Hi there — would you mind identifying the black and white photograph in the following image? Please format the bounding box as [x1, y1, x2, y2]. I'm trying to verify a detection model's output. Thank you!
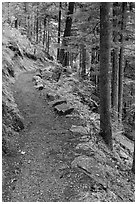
[2, 1, 135, 202]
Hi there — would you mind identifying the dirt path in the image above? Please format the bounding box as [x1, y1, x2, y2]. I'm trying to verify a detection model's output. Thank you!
[3, 70, 135, 202]
[9, 71, 84, 202]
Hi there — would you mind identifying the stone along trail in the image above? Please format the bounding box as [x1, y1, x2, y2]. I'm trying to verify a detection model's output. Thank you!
[11, 71, 85, 202]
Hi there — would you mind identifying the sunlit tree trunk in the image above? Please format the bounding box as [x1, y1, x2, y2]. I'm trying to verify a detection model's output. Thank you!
[100, 2, 113, 150]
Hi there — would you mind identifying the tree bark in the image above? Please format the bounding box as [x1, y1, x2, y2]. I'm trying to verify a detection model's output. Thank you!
[118, 3, 127, 121]
[59, 2, 74, 67]
[7, 2, 10, 24]
[15, 18, 18, 28]
[132, 144, 135, 174]
[47, 18, 50, 53]
[43, 17, 46, 48]
[111, 3, 119, 119]
[100, 2, 113, 150]
[57, 2, 62, 60]
[36, 3, 39, 44]
[81, 43, 86, 79]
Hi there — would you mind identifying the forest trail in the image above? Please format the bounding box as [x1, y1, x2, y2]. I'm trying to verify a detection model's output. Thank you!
[3, 70, 135, 202]
[10, 70, 84, 202]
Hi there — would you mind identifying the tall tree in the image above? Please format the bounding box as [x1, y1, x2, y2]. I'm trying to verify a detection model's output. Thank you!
[43, 16, 47, 48]
[132, 144, 135, 173]
[80, 43, 86, 79]
[57, 2, 62, 60]
[46, 17, 50, 53]
[36, 3, 39, 44]
[118, 3, 127, 121]
[111, 3, 119, 119]
[59, 2, 75, 67]
[100, 2, 113, 150]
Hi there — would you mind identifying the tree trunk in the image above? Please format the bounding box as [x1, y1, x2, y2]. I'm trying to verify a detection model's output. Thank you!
[24, 2, 28, 35]
[69, 52, 73, 69]
[36, 3, 39, 44]
[43, 17, 46, 48]
[57, 2, 62, 60]
[79, 48, 82, 78]
[7, 2, 10, 24]
[39, 20, 42, 43]
[33, 15, 36, 42]
[47, 18, 50, 53]
[111, 3, 119, 119]
[100, 2, 113, 150]
[81, 43, 86, 79]
[132, 144, 135, 174]
[27, 15, 31, 40]
[59, 2, 74, 67]
[91, 47, 99, 89]
[118, 3, 127, 121]
[15, 18, 18, 28]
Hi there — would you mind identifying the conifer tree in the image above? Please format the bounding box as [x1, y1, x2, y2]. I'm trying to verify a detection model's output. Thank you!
[100, 2, 113, 150]
[118, 3, 127, 121]
[59, 2, 75, 67]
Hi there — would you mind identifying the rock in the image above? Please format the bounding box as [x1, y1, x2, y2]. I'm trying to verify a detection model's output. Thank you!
[93, 151, 107, 164]
[52, 65, 62, 81]
[34, 83, 44, 90]
[46, 92, 59, 101]
[124, 130, 135, 141]
[32, 75, 41, 82]
[80, 135, 90, 142]
[35, 79, 40, 85]
[70, 125, 89, 135]
[54, 103, 74, 115]
[71, 155, 107, 188]
[12, 115, 24, 131]
[115, 134, 134, 152]
[44, 51, 54, 61]
[32, 75, 40, 81]
[35, 73, 42, 78]
[119, 150, 128, 159]
[42, 69, 53, 80]
[58, 163, 69, 171]
[2, 138, 18, 156]
[35, 68, 42, 78]
[48, 99, 67, 107]
[24, 52, 37, 60]
[76, 142, 95, 151]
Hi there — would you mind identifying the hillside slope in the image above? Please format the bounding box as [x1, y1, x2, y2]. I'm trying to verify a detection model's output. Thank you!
[2, 26, 135, 202]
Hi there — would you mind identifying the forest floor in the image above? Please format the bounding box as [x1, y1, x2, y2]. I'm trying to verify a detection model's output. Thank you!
[2, 68, 135, 202]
